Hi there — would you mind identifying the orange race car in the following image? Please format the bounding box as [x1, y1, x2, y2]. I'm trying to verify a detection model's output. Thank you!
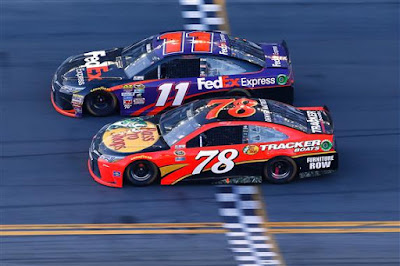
[88, 97, 338, 187]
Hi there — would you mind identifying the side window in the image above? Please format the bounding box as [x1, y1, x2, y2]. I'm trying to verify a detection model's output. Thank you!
[143, 66, 158, 80]
[187, 126, 244, 148]
[205, 57, 261, 77]
[161, 58, 200, 79]
[247, 125, 288, 144]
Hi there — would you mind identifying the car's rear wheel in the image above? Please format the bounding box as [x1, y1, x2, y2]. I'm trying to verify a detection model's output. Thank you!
[225, 88, 252, 97]
[125, 160, 159, 186]
[84, 90, 117, 116]
[263, 156, 297, 184]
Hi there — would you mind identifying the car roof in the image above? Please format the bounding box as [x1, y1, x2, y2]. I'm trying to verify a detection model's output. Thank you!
[151, 30, 266, 67]
[189, 97, 308, 132]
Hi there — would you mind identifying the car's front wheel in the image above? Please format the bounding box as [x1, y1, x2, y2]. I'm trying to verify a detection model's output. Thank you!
[84, 90, 117, 116]
[263, 156, 297, 184]
[125, 160, 159, 186]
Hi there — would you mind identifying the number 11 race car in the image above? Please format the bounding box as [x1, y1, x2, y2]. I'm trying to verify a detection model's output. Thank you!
[51, 31, 294, 118]
[88, 97, 338, 187]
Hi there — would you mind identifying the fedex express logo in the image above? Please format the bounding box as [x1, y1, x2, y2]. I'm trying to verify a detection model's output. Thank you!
[84, 51, 109, 81]
[197, 76, 276, 90]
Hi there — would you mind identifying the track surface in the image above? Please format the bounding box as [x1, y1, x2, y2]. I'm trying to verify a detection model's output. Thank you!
[0, 1, 399, 265]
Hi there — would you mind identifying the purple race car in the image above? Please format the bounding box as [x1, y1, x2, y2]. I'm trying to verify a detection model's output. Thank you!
[51, 31, 294, 118]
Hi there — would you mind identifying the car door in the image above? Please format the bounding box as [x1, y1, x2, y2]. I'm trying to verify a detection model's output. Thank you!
[147, 56, 201, 108]
[182, 124, 247, 181]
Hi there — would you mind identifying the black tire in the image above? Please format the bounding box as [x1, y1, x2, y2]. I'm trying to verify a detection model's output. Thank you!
[84, 90, 118, 116]
[225, 88, 252, 97]
[124, 160, 159, 186]
[263, 156, 297, 184]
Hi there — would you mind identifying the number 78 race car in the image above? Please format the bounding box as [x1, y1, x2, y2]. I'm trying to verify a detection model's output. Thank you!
[51, 30, 293, 118]
[88, 97, 338, 187]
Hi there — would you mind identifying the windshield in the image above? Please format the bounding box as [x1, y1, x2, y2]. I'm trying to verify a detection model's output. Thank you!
[267, 100, 308, 132]
[122, 36, 160, 78]
[229, 37, 266, 67]
[159, 102, 203, 146]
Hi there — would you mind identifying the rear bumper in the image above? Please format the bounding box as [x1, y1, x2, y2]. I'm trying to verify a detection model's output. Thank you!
[51, 90, 78, 118]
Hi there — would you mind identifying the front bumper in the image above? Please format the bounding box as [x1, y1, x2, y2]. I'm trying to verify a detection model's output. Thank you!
[50, 90, 78, 118]
[87, 159, 123, 188]
[88, 143, 124, 188]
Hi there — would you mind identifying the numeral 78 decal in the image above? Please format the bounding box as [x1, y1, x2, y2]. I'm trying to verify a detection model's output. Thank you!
[192, 149, 239, 175]
[206, 98, 258, 119]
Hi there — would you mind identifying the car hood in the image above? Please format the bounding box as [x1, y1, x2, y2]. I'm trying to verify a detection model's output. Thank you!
[56, 47, 128, 86]
[93, 116, 170, 156]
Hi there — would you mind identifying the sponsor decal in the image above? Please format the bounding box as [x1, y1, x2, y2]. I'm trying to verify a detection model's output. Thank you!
[320, 140, 333, 151]
[307, 155, 334, 170]
[175, 157, 186, 161]
[174, 150, 186, 156]
[102, 118, 160, 153]
[123, 96, 133, 109]
[121, 92, 134, 97]
[175, 144, 186, 149]
[197, 76, 240, 90]
[134, 83, 145, 93]
[60, 85, 84, 94]
[197, 76, 277, 90]
[276, 74, 288, 85]
[259, 99, 272, 122]
[243, 145, 259, 155]
[122, 84, 134, 90]
[241, 77, 276, 88]
[130, 155, 153, 161]
[113, 171, 121, 177]
[133, 76, 144, 81]
[219, 34, 228, 55]
[99, 154, 124, 163]
[271, 46, 281, 67]
[76, 67, 85, 85]
[273, 46, 279, 55]
[306, 110, 323, 133]
[260, 140, 322, 153]
[83, 50, 109, 81]
[71, 94, 84, 105]
[115, 56, 123, 68]
[74, 105, 82, 115]
[133, 98, 145, 105]
[91, 86, 108, 93]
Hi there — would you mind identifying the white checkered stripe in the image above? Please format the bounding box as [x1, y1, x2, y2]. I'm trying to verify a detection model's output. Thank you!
[179, 0, 226, 31]
[216, 186, 283, 266]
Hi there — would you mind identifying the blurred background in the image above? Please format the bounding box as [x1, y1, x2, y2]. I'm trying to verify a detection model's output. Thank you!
[0, 0, 399, 265]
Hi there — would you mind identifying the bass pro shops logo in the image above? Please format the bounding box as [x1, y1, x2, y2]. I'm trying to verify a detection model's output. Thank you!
[84, 51, 109, 81]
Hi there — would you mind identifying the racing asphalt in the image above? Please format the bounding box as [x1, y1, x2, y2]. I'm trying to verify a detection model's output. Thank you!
[0, 0, 399, 265]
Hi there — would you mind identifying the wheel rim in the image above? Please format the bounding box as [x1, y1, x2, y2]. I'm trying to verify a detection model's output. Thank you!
[92, 93, 112, 110]
[271, 160, 291, 180]
[130, 162, 152, 181]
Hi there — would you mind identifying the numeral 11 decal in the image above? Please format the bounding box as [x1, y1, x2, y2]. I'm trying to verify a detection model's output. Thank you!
[155, 82, 190, 107]
[158, 31, 214, 55]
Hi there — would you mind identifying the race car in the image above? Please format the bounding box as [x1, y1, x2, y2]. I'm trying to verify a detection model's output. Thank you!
[51, 30, 294, 118]
[88, 97, 338, 187]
